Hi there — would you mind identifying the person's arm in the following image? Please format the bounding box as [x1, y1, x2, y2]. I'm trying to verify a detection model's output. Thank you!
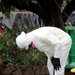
[41, 34, 61, 70]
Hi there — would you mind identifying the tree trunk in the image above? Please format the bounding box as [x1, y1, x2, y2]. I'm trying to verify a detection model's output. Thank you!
[50, 0, 64, 30]
[37, 0, 65, 30]
[37, 0, 53, 26]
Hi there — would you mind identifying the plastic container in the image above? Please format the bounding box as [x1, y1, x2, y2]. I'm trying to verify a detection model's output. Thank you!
[65, 26, 75, 68]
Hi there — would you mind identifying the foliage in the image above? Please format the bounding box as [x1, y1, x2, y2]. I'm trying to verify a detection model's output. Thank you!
[64, 0, 71, 3]
[0, 0, 36, 17]
[0, 24, 47, 67]
[0, 0, 16, 17]
[63, 0, 71, 6]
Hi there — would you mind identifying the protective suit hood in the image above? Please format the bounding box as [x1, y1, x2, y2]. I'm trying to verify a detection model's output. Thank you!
[16, 31, 29, 50]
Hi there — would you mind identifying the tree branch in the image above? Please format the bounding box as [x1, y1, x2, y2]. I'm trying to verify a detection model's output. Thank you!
[62, 0, 75, 22]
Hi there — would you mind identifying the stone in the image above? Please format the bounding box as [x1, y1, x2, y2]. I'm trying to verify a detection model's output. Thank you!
[1, 66, 12, 75]
[12, 68, 22, 75]
[23, 67, 34, 75]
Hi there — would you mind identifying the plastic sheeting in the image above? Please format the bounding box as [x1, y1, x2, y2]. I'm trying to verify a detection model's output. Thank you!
[0, 12, 44, 29]
[66, 11, 75, 26]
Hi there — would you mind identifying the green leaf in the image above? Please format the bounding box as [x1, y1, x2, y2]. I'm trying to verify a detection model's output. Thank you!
[0, 0, 1, 3]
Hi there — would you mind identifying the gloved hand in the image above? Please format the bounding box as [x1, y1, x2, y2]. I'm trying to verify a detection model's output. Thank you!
[51, 57, 61, 70]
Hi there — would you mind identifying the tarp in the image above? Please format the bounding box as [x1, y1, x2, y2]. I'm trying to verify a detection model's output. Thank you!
[0, 12, 44, 29]
[66, 11, 75, 26]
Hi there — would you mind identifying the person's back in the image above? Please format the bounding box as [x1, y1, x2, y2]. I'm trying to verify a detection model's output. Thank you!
[29, 26, 71, 44]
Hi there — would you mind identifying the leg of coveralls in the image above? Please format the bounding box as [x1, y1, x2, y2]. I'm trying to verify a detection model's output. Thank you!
[47, 41, 72, 75]
[55, 42, 72, 75]
[47, 58, 54, 75]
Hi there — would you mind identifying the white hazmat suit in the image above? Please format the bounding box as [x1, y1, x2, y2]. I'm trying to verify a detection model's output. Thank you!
[16, 27, 72, 75]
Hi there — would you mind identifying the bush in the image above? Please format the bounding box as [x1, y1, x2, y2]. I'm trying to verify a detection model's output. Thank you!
[0, 24, 47, 67]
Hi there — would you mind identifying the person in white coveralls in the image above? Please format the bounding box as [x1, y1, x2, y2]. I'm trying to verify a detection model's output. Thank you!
[16, 26, 72, 75]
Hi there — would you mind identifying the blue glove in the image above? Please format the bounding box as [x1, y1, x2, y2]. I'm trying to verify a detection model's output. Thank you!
[51, 57, 61, 70]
